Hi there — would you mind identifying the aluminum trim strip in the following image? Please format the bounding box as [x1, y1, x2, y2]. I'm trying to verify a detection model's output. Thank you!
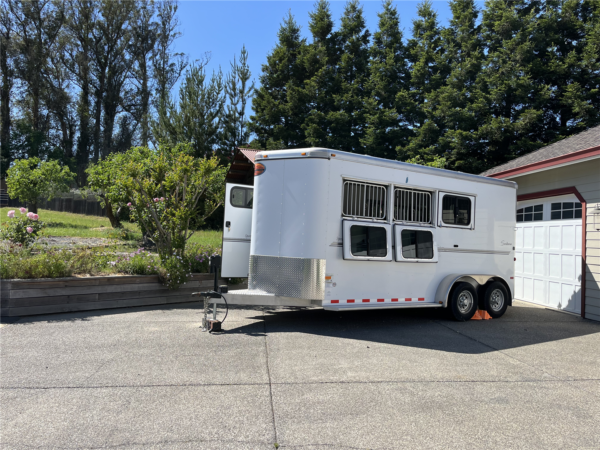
[438, 248, 511, 255]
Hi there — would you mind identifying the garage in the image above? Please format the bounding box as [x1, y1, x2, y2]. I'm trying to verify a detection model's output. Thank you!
[514, 194, 583, 313]
[482, 124, 600, 321]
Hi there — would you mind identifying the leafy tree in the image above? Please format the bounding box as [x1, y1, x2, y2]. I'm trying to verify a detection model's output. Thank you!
[249, 11, 309, 149]
[0, 5, 15, 175]
[85, 152, 129, 228]
[121, 143, 226, 258]
[6, 157, 75, 213]
[362, 0, 410, 159]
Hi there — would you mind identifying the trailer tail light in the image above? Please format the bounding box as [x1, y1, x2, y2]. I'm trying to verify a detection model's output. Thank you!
[254, 163, 266, 176]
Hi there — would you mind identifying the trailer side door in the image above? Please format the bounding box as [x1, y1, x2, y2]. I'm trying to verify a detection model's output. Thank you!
[221, 183, 253, 278]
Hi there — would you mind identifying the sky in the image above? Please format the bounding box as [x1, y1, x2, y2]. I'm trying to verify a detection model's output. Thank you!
[173, 1, 479, 114]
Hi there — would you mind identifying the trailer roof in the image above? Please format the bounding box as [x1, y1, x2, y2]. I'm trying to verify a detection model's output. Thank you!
[257, 148, 517, 189]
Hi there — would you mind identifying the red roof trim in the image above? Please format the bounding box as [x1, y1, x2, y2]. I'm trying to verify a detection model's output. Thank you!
[516, 186, 587, 320]
[488, 144, 600, 179]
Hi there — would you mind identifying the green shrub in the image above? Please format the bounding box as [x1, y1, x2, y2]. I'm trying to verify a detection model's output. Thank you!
[1, 208, 45, 247]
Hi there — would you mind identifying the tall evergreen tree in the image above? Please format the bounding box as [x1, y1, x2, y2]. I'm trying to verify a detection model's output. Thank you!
[472, 0, 549, 171]
[432, 0, 484, 172]
[249, 12, 308, 149]
[361, 0, 410, 159]
[397, 0, 448, 163]
[302, 0, 339, 148]
[0, 5, 15, 175]
[327, 0, 370, 153]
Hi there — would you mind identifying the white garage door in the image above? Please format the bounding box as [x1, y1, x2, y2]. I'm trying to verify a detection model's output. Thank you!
[514, 194, 582, 314]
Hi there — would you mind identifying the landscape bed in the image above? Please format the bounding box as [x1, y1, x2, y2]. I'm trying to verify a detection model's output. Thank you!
[1, 273, 247, 317]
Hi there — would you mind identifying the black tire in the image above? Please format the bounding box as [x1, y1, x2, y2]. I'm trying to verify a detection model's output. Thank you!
[484, 281, 509, 319]
[448, 282, 478, 321]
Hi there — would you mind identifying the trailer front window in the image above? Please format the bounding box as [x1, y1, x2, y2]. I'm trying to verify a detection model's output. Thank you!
[350, 225, 387, 257]
[401, 230, 434, 259]
[441, 195, 471, 226]
[230, 187, 253, 209]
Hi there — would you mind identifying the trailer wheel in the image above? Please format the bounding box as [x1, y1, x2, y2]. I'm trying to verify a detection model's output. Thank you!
[484, 281, 508, 318]
[449, 283, 478, 321]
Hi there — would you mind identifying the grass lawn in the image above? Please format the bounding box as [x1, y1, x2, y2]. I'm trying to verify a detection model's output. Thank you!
[0, 207, 222, 247]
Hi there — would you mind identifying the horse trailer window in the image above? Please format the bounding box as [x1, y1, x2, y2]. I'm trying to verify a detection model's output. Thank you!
[350, 225, 387, 257]
[230, 187, 253, 209]
[343, 181, 387, 220]
[401, 230, 434, 259]
[441, 195, 471, 226]
[394, 188, 432, 224]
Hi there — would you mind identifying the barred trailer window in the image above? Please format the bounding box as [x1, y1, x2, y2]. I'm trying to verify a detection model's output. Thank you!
[342, 181, 387, 220]
[394, 188, 432, 224]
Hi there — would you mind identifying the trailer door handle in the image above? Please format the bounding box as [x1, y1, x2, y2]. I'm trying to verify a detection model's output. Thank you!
[226, 221, 231, 228]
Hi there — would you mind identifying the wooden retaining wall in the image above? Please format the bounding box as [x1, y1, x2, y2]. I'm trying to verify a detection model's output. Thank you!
[0, 274, 247, 317]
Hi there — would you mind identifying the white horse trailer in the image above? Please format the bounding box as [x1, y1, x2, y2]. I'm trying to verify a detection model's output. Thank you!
[220, 148, 517, 320]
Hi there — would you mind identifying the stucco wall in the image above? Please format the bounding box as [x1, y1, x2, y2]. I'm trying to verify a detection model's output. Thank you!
[510, 158, 600, 321]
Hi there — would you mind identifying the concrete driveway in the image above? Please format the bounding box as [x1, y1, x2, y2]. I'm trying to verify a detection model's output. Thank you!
[1, 300, 599, 449]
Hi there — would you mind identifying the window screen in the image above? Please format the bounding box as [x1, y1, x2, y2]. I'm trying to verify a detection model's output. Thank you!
[516, 205, 543, 222]
[350, 225, 387, 257]
[551, 202, 582, 220]
[441, 195, 471, 226]
[401, 230, 434, 259]
[230, 187, 253, 209]
[343, 181, 387, 220]
[394, 189, 432, 224]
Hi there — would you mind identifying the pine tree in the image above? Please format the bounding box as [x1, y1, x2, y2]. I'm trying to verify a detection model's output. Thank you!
[302, 0, 339, 147]
[249, 12, 308, 149]
[397, 0, 448, 163]
[327, 0, 370, 153]
[361, 0, 410, 159]
[432, 0, 484, 172]
[473, 0, 549, 171]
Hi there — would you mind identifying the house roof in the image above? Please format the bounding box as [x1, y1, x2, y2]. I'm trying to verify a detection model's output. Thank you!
[481, 125, 600, 178]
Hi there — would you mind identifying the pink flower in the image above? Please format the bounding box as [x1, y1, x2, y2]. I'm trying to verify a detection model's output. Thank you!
[7, 210, 15, 218]
[27, 212, 34, 219]
[160, 197, 165, 201]
[153, 198, 159, 202]
[26, 227, 33, 234]
[32, 214, 39, 221]
[127, 202, 132, 206]
[19, 207, 27, 214]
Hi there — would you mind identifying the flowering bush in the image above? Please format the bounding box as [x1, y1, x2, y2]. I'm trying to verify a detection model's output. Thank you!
[1, 209, 44, 247]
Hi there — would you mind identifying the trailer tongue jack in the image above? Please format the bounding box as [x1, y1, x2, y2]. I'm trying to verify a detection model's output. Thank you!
[192, 255, 229, 332]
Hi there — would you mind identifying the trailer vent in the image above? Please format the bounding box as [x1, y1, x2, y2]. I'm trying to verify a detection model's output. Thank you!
[343, 181, 387, 220]
[394, 188, 432, 224]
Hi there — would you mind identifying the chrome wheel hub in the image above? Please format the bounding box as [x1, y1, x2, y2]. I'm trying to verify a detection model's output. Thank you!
[457, 290, 473, 314]
[489, 288, 505, 312]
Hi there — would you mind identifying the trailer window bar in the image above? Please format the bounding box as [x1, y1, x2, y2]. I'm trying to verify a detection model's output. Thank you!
[342, 181, 387, 220]
[394, 188, 432, 225]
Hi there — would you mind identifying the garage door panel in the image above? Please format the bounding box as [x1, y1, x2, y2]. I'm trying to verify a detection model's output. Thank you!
[549, 226, 561, 249]
[515, 196, 581, 313]
[549, 254, 561, 278]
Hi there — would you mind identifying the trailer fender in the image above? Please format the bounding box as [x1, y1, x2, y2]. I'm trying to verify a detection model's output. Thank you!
[435, 274, 513, 308]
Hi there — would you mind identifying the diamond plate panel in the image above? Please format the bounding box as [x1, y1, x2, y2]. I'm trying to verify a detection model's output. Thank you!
[248, 255, 326, 300]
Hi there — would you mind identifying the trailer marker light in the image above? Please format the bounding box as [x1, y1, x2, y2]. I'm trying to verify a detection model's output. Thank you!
[301, 152, 306, 155]
[362, 299, 370, 302]
[325, 276, 332, 280]
[254, 163, 266, 176]
[377, 299, 384, 302]
[418, 298, 425, 301]
[331, 153, 336, 157]
[391, 298, 398, 302]
[331, 300, 339, 304]
[347, 299, 355, 303]
[405, 298, 412, 301]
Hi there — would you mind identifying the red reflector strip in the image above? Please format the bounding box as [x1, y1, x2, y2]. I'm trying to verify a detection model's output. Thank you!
[391, 298, 398, 302]
[377, 298, 384, 302]
[331, 300, 339, 304]
[418, 298, 425, 301]
[347, 299, 355, 303]
[405, 298, 412, 301]
[362, 299, 370, 303]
